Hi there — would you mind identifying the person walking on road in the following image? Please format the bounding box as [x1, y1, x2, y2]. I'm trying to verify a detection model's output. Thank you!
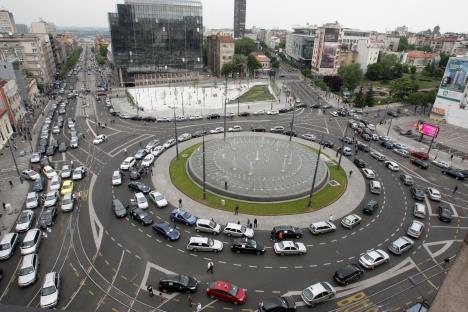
[8, 180, 13, 188]
[453, 186, 458, 194]
[147, 284, 154, 297]
[349, 170, 353, 177]
[188, 293, 193, 306]
[329, 214, 334, 222]
[253, 218, 257, 228]
[234, 205, 239, 215]
[178, 198, 182, 208]
[206, 261, 214, 274]
[196, 303, 202, 312]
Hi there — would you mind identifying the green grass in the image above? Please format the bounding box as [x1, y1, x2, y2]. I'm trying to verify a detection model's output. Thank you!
[169, 144, 348, 216]
[230, 85, 274, 104]
[363, 73, 441, 90]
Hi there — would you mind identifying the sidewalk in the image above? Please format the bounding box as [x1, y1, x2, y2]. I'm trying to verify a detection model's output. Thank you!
[152, 132, 366, 230]
[376, 116, 468, 171]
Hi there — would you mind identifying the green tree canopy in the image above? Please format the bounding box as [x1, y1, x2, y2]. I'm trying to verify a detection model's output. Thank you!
[232, 54, 247, 75]
[338, 63, 363, 93]
[364, 86, 374, 107]
[235, 37, 257, 56]
[365, 63, 382, 81]
[221, 62, 234, 77]
[354, 87, 364, 108]
[390, 76, 419, 101]
[247, 54, 261, 75]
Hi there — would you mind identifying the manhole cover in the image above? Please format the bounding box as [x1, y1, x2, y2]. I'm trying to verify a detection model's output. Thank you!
[329, 180, 340, 187]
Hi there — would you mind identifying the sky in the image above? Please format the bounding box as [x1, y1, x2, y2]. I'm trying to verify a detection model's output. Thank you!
[1, 0, 467, 33]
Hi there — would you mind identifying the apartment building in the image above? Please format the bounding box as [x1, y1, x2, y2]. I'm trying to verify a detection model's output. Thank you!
[207, 34, 235, 77]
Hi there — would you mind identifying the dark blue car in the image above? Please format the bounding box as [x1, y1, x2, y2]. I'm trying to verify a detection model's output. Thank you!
[32, 177, 45, 192]
[169, 208, 197, 226]
[152, 221, 180, 241]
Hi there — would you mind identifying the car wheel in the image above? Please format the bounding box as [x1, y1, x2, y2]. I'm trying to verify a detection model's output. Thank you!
[195, 229, 200, 233]
[234, 301, 239, 305]
[214, 249, 218, 253]
[227, 233, 231, 237]
[193, 249, 198, 252]
[236, 250, 240, 254]
[256, 251, 261, 256]
[209, 295, 215, 299]
[296, 235, 301, 238]
[281, 252, 285, 256]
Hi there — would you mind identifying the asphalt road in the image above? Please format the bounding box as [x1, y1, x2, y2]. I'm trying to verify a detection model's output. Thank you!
[0, 52, 466, 312]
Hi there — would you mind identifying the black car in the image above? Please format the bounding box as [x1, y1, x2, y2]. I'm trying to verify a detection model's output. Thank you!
[58, 142, 67, 152]
[32, 177, 45, 192]
[410, 158, 429, 169]
[334, 264, 364, 285]
[152, 222, 180, 241]
[441, 168, 465, 180]
[282, 130, 297, 137]
[207, 113, 221, 120]
[312, 103, 321, 108]
[46, 145, 57, 156]
[192, 130, 207, 138]
[259, 296, 296, 312]
[128, 181, 151, 194]
[251, 127, 267, 132]
[438, 206, 452, 223]
[271, 226, 303, 240]
[129, 167, 142, 180]
[320, 140, 334, 148]
[158, 274, 198, 293]
[130, 208, 153, 225]
[142, 116, 157, 122]
[387, 111, 399, 117]
[230, 238, 265, 255]
[238, 111, 251, 117]
[362, 200, 379, 215]
[381, 141, 394, 149]
[411, 187, 425, 201]
[278, 108, 290, 114]
[39, 206, 57, 229]
[112, 199, 127, 218]
[130, 115, 143, 121]
[353, 158, 367, 168]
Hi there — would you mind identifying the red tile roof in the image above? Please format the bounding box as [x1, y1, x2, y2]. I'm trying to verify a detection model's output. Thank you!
[219, 36, 234, 44]
[407, 50, 437, 59]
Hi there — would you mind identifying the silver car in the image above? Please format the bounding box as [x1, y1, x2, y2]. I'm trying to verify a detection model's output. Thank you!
[407, 220, 424, 239]
[61, 193, 75, 212]
[388, 236, 414, 255]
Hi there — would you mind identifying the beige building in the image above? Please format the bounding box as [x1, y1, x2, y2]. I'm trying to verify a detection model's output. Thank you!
[207, 34, 235, 77]
[0, 107, 13, 146]
[311, 22, 343, 76]
[0, 33, 56, 88]
[338, 50, 357, 66]
[0, 10, 16, 34]
[356, 39, 384, 72]
[405, 50, 438, 70]
[0, 79, 24, 129]
[430, 36, 458, 54]
[31, 20, 56, 35]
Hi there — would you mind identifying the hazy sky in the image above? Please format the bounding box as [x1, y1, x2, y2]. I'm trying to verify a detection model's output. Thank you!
[1, 0, 467, 33]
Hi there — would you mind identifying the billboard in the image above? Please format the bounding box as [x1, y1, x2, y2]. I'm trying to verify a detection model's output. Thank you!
[416, 120, 440, 138]
[324, 28, 340, 42]
[320, 42, 339, 68]
[438, 57, 468, 101]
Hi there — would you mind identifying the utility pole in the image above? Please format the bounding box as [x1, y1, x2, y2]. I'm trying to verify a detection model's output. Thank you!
[8, 137, 21, 183]
[202, 129, 207, 200]
[307, 135, 323, 207]
[386, 118, 393, 136]
[289, 98, 297, 142]
[223, 78, 227, 141]
[338, 123, 349, 169]
[173, 103, 179, 160]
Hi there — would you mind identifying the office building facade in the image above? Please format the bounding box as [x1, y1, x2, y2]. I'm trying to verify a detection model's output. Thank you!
[285, 26, 316, 69]
[234, 0, 246, 39]
[0, 10, 16, 34]
[108, 0, 203, 86]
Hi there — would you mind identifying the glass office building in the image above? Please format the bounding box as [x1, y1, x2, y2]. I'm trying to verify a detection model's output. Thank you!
[108, 0, 203, 86]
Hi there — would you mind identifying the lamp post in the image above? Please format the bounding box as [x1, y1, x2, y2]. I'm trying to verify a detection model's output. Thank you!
[338, 123, 350, 169]
[7, 136, 21, 183]
[386, 118, 393, 136]
[223, 78, 227, 141]
[202, 129, 207, 200]
[173, 102, 179, 160]
[307, 135, 323, 208]
[289, 98, 297, 142]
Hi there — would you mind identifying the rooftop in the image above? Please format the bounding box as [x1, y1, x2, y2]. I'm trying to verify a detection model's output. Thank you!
[407, 50, 437, 59]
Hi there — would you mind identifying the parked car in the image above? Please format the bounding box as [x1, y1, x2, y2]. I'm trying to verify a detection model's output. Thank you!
[410, 158, 429, 169]
[274, 241, 307, 255]
[195, 219, 221, 235]
[18, 253, 39, 287]
[206, 280, 247, 305]
[61, 180, 73, 195]
[407, 220, 424, 239]
[170, 208, 197, 226]
[40, 207, 57, 228]
[411, 187, 425, 201]
[129, 208, 153, 225]
[112, 171, 122, 186]
[341, 214, 362, 229]
[362, 200, 379, 215]
[61, 165, 72, 179]
[230, 238, 265, 255]
[25, 192, 40, 209]
[301, 134, 316, 141]
[158, 274, 198, 293]
[258, 296, 296, 312]
[309, 221, 336, 235]
[93, 134, 107, 145]
[353, 159, 367, 168]
[72, 166, 86, 180]
[362, 168, 375, 179]
[411, 151, 429, 160]
[334, 264, 364, 285]
[152, 222, 180, 241]
[120, 157, 136, 170]
[301, 282, 336, 306]
[270, 126, 285, 133]
[413, 203, 427, 219]
[441, 168, 465, 180]
[0, 232, 19, 260]
[270, 226, 303, 240]
[61, 193, 75, 212]
[224, 222, 254, 238]
[21, 169, 40, 181]
[358, 249, 390, 269]
[400, 174, 414, 186]
[432, 160, 450, 169]
[112, 199, 127, 218]
[128, 181, 151, 193]
[186, 236, 223, 252]
[148, 191, 168, 208]
[438, 205, 452, 223]
[393, 148, 410, 157]
[40, 272, 60, 308]
[427, 187, 441, 201]
[388, 236, 414, 255]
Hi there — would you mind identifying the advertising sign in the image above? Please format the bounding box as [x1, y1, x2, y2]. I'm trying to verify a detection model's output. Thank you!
[439, 57, 468, 101]
[324, 28, 339, 42]
[416, 120, 440, 138]
[320, 42, 338, 68]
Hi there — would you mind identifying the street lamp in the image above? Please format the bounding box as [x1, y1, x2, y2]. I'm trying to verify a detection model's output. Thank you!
[7, 136, 22, 183]
[338, 123, 350, 169]
[307, 135, 323, 208]
[289, 98, 297, 142]
[173, 102, 179, 160]
[202, 129, 207, 200]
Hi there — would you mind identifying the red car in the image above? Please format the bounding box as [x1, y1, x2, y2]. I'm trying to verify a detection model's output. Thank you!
[206, 280, 247, 304]
[411, 151, 429, 160]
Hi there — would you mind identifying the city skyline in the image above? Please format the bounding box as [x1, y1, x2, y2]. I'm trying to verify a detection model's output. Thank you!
[1, 0, 467, 33]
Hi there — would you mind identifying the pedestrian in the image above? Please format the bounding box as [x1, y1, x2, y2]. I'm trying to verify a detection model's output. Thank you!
[178, 198, 182, 208]
[237, 220, 240, 224]
[2, 202, 5, 210]
[147, 284, 154, 297]
[349, 170, 353, 177]
[247, 219, 251, 227]
[443, 257, 450, 268]
[234, 205, 239, 215]
[188, 293, 193, 306]
[329, 214, 334, 222]
[123, 148, 127, 155]
[453, 186, 458, 194]
[9, 180, 13, 188]
[253, 218, 257, 228]
[150, 168, 153, 176]
[278, 231, 283, 241]
[206, 261, 214, 274]
[224, 181, 228, 190]
[450, 154, 454, 161]
[196, 303, 202, 312]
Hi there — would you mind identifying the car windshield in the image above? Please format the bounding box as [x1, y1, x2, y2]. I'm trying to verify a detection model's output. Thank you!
[22, 240, 35, 248]
[154, 194, 164, 201]
[27, 196, 36, 203]
[19, 266, 34, 276]
[363, 254, 374, 262]
[181, 211, 191, 219]
[18, 213, 29, 223]
[0, 243, 11, 250]
[137, 196, 146, 204]
[46, 194, 56, 201]
[178, 275, 189, 286]
[277, 242, 284, 249]
[41, 285, 57, 296]
[302, 288, 314, 301]
[228, 285, 238, 297]
[63, 197, 72, 205]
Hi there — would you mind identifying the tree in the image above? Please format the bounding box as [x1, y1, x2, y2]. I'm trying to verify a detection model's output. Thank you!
[410, 66, 417, 75]
[323, 75, 342, 92]
[235, 37, 257, 56]
[338, 63, 363, 93]
[380, 54, 399, 81]
[439, 53, 450, 68]
[364, 86, 374, 107]
[221, 62, 234, 77]
[232, 54, 247, 76]
[392, 63, 403, 79]
[247, 54, 261, 76]
[390, 77, 419, 101]
[270, 56, 279, 69]
[407, 92, 426, 107]
[354, 87, 364, 108]
[366, 63, 382, 81]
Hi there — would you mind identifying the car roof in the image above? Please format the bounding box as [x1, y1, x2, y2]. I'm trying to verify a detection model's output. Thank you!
[43, 272, 57, 287]
[189, 236, 209, 244]
[21, 253, 35, 267]
[280, 241, 296, 248]
[211, 280, 233, 291]
[311, 221, 331, 227]
[226, 222, 242, 229]
[307, 282, 328, 296]
[0, 232, 16, 243]
[24, 228, 40, 240]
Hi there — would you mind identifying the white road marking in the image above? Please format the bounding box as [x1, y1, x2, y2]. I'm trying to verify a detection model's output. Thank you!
[88, 174, 103, 251]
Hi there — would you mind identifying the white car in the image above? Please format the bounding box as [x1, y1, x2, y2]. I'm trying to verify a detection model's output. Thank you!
[274, 241, 307, 255]
[15, 210, 35, 232]
[407, 220, 424, 239]
[70, 136, 78, 148]
[359, 249, 390, 269]
[148, 191, 168, 208]
[189, 115, 202, 120]
[61, 193, 75, 212]
[301, 282, 336, 306]
[26, 192, 40, 209]
[112, 170, 122, 186]
[49, 176, 61, 192]
[228, 125, 242, 132]
[72, 167, 86, 180]
[309, 221, 336, 235]
[18, 253, 39, 287]
[0, 232, 19, 260]
[223, 223, 254, 238]
[30, 153, 41, 164]
[370, 151, 386, 161]
[195, 219, 222, 235]
[361, 168, 375, 179]
[40, 272, 60, 308]
[209, 127, 224, 134]
[120, 157, 136, 170]
[134, 192, 148, 209]
[427, 187, 441, 201]
[44, 191, 59, 207]
[93, 134, 107, 145]
[384, 161, 400, 172]
[432, 159, 450, 169]
[367, 124, 376, 131]
[341, 214, 362, 229]
[413, 203, 426, 219]
[186, 237, 223, 252]
[151, 145, 165, 157]
[163, 139, 176, 149]
[330, 111, 338, 117]
[301, 134, 316, 141]
[21, 169, 40, 181]
[61, 165, 72, 179]
[145, 139, 160, 151]
[253, 110, 265, 115]
[267, 110, 278, 115]
[393, 143, 408, 150]
[393, 148, 409, 157]
[52, 126, 60, 134]
[141, 154, 155, 167]
[42, 166, 57, 179]
[178, 133, 192, 142]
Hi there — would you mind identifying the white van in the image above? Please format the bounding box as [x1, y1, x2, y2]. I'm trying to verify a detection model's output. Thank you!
[369, 180, 382, 194]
